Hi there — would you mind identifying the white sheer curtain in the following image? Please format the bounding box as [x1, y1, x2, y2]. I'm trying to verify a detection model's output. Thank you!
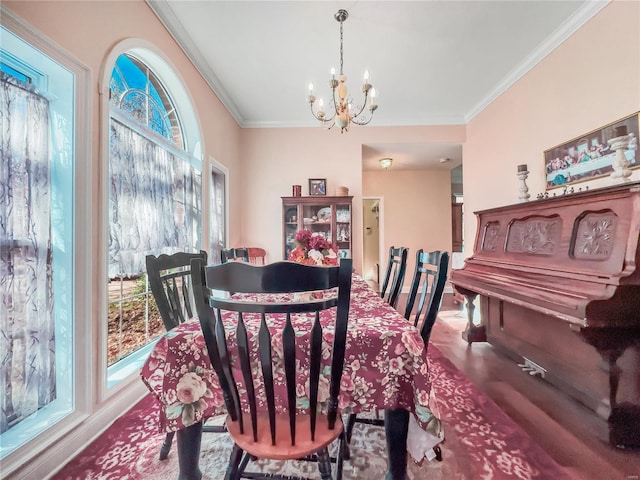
[108, 119, 201, 278]
[0, 75, 55, 434]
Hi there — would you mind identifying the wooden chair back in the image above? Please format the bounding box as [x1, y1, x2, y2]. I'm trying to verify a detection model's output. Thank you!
[247, 247, 267, 264]
[145, 250, 208, 331]
[380, 246, 408, 309]
[191, 258, 352, 472]
[404, 250, 449, 346]
[221, 247, 250, 263]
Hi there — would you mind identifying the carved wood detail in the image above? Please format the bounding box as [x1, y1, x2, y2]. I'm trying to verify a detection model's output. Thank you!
[572, 211, 616, 260]
[481, 222, 501, 251]
[506, 216, 561, 254]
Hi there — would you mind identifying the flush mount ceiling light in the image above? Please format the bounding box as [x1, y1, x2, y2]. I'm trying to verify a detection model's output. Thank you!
[306, 9, 378, 134]
[379, 158, 393, 170]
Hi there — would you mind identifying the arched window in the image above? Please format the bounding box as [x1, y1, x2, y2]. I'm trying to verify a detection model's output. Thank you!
[106, 46, 202, 374]
[110, 53, 183, 147]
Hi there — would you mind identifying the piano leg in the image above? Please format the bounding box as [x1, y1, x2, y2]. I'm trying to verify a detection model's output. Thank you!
[457, 289, 486, 344]
[579, 328, 640, 449]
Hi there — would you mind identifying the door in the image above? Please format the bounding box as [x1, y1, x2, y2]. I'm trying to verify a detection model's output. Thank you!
[362, 197, 382, 290]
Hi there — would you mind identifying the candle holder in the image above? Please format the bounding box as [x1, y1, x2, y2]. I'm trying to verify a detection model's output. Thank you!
[608, 128, 632, 181]
[517, 164, 530, 202]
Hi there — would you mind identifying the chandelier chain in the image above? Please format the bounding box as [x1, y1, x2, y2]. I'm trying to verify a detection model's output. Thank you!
[339, 19, 344, 75]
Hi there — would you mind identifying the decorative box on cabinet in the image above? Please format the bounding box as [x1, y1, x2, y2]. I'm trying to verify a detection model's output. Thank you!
[282, 196, 353, 260]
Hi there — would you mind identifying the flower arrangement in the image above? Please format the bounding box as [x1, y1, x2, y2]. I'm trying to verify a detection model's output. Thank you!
[288, 229, 338, 266]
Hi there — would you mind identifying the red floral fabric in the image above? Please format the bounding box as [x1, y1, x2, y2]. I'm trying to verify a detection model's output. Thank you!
[140, 275, 439, 437]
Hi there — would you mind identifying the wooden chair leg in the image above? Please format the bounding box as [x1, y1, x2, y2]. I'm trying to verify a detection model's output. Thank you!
[224, 444, 244, 480]
[159, 431, 175, 460]
[336, 430, 347, 480]
[317, 447, 333, 480]
[345, 413, 357, 443]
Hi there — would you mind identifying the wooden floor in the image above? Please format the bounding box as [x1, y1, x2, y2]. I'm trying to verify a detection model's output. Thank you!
[421, 294, 640, 480]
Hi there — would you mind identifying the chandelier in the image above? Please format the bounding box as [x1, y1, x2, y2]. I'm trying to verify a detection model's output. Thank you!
[306, 9, 378, 133]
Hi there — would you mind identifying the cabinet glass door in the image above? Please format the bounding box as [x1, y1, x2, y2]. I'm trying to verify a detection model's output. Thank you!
[284, 205, 299, 259]
[302, 202, 332, 246]
[335, 203, 351, 258]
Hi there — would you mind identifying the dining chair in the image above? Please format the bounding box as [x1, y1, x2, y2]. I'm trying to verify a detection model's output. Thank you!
[145, 250, 226, 460]
[247, 247, 267, 264]
[405, 250, 450, 346]
[344, 250, 449, 459]
[379, 246, 408, 309]
[221, 247, 250, 263]
[190, 258, 353, 480]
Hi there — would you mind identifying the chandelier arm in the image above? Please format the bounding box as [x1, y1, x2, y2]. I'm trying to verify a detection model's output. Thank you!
[309, 103, 335, 123]
[350, 114, 373, 126]
[350, 96, 369, 119]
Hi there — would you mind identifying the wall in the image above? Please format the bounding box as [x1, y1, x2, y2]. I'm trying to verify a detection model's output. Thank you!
[239, 125, 465, 272]
[463, 0, 640, 253]
[363, 169, 453, 282]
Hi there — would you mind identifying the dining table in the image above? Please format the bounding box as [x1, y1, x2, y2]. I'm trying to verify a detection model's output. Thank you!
[140, 273, 443, 480]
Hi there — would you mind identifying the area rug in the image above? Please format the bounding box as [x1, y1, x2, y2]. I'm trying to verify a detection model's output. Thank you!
[52, 345, 575, 480]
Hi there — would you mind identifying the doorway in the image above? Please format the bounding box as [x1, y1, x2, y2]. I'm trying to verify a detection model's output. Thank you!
[362, 197, 383, 291]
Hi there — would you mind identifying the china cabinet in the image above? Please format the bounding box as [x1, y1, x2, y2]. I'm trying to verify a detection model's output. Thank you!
[282, 196, 353, 260]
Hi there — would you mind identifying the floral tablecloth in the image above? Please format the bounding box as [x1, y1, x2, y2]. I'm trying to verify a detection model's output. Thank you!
[140, 274, 442, 459]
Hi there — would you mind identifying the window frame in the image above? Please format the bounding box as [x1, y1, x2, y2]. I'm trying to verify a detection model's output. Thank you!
[0, 7, 93, 475]
[99, 38, 205, 397]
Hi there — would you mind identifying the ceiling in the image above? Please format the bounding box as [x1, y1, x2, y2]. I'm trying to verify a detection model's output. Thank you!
[147, 0, 607, 173]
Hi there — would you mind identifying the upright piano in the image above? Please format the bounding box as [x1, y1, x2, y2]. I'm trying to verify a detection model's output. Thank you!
[451, 181, 640, 448]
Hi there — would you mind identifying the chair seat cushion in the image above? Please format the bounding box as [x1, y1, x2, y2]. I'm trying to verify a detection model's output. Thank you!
[227, 412, 343, 460]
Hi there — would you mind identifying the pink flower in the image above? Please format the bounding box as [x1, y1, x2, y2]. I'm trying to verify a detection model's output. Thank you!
[401, 331, 424, 357]
[288, 229, 339, 266]
[176, 372, 208, 404]
[309, 233, 330, 251]
[295, 229, 312, 245]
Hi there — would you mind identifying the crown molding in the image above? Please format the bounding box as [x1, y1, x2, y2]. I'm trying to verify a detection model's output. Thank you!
[146, 0, 245, 127]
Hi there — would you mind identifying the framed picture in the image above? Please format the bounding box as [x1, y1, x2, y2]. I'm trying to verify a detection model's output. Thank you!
[309, 178, 327, 196]
[544, 112, 639, 190]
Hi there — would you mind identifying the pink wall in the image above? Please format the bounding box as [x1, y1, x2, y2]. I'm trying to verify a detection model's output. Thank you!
[363, 169, 452, 283]
[464, 0, 640, 253]
[239, 125, 465, 272]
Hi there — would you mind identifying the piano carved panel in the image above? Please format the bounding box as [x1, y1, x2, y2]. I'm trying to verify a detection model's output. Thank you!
[572, 211, 617, 260]
[481, 221, 501, 251]
[505, 216, 561, 255]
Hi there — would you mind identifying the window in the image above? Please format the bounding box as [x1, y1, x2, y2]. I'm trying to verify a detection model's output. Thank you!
[0, 23, 78, 461]
[106, 50, 202, 376]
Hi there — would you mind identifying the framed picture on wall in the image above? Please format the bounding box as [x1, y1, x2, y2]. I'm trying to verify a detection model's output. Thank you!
[544, 112, 639, 190]
[309, 178, 327, 196]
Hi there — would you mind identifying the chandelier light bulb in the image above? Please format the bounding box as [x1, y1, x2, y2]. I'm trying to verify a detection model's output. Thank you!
[306, 9, 378, 133]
